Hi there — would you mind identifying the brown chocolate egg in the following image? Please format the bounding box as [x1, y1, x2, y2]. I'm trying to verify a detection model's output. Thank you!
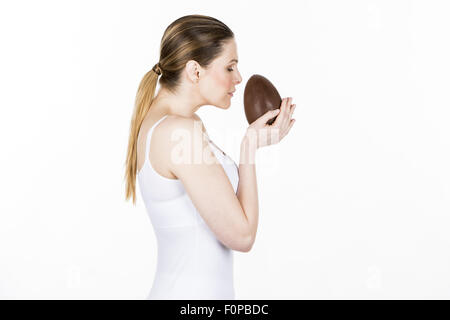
[243, 74, 282, 125]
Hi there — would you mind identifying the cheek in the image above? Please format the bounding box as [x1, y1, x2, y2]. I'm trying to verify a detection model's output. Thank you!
[201, 70, 232, 102]
[212, 71, 230, 91]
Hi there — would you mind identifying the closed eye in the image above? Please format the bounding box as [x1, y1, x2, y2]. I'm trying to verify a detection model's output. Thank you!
[227, 68, 234, 72]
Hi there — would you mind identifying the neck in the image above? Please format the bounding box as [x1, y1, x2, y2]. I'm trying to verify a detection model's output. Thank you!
[153, 86, 204, 118]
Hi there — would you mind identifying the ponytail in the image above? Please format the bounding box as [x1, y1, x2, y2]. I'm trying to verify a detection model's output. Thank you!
[124, 69, 160, 204]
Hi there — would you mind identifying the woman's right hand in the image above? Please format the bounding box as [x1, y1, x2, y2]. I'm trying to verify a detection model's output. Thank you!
[244, 97, 296, 149]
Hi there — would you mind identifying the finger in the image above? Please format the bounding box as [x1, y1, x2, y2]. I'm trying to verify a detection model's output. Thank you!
[259, 108, 281, 125]
[289, 104, 296, 118]
[286, 97, 293, 113]
[283, 97, 293, 117]
[282, 97, 291, 116]
[289, 118, 296, 130]
[283, 118, 296, 138]
[281, 97, 292, 128]
[273, 98, 289, 127]
[284, 104, 295, 129]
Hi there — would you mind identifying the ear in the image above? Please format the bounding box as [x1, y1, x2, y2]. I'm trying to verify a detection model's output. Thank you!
[185, 60, 201, 83]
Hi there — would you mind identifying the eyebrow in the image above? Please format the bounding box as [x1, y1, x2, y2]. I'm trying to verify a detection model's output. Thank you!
[229, 59, 238, 63]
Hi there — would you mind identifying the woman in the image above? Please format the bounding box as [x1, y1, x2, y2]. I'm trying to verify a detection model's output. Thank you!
[124, 14, 296, 299]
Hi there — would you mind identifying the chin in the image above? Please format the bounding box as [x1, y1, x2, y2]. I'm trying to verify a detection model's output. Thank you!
[215, 101, 230, 109]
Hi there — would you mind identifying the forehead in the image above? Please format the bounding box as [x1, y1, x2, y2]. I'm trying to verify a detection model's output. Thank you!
[218, 39, 238, 62]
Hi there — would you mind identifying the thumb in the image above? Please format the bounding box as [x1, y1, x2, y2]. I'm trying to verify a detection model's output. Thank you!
[259, 108, 280, 123]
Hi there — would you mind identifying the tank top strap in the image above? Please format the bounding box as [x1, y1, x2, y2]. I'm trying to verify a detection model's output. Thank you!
[144, 114, 169, 162]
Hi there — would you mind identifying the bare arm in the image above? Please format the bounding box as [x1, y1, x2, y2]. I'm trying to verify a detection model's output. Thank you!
[236, 135, 258, 251]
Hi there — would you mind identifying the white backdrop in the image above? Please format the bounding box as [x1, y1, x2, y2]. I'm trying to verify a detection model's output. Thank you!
[0, 0, 449, 299]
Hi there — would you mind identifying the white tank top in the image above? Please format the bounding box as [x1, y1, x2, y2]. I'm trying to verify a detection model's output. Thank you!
[137, 114, 239, 299]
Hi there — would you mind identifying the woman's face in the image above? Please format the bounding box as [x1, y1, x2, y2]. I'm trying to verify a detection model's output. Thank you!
[199, 39, 242, 109]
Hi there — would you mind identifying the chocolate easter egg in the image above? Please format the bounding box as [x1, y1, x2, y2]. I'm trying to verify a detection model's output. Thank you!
[243, 74, 282, 125]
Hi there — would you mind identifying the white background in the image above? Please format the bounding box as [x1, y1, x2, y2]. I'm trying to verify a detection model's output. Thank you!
[0, 0, 449, 299]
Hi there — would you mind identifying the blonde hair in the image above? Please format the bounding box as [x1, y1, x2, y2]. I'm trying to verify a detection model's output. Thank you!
[124, 14, 235, 204]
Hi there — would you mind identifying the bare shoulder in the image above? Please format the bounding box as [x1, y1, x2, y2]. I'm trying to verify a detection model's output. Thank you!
[153, 113, 206, 138]
[151, 114, 215, 167]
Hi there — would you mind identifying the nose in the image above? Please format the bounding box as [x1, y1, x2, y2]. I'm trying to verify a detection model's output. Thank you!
[235, 71, 242, 85]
